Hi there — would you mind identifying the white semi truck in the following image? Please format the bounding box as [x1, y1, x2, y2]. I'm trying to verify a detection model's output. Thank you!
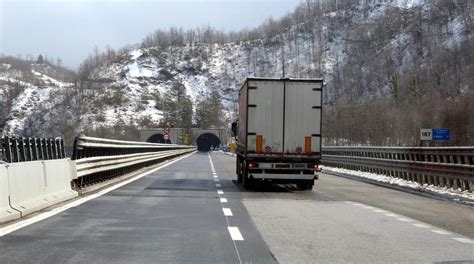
[231, 78, 323, 190]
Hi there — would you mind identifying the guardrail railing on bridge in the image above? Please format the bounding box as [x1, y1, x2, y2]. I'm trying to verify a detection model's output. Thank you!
[1, 136, 66, 163]
[72, 136, 196, 188]
[321, 146, 474, 192]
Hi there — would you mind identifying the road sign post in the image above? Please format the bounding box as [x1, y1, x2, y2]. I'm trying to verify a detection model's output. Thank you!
[164, 126, 170, 144]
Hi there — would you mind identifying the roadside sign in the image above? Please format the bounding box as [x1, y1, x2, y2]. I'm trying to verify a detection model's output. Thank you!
[420, 129, 432, 141]
[432, 128, 450, 142]
[163, 126, 170, 143]
[420, 128, 450, 142]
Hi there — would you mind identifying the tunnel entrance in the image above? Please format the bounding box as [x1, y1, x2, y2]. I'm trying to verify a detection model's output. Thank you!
[196, 133, 221, 152]
[147, 133, 172, 144]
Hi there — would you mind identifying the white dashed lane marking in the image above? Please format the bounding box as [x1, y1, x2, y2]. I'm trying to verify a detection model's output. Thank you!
[396, 217, 412, 222]
[228, 227, 244, 241]
[347, 201, 474, 245]
[431, 229, 451, 235]
[223, 208, 233, 216]
[452, 237, 474, 244]
[216, 184, 221, 188]
[412, 223, 430, 229]
[208, 153, 243, 263]
[384, 213, 397, 217]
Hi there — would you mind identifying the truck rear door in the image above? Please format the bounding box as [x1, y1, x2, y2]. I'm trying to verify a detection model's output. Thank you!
[283, 81, 322, 154]
[246, 80, 284, 153]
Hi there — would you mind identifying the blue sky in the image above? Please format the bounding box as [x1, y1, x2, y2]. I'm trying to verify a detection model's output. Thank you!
[0, 0, 301, 68]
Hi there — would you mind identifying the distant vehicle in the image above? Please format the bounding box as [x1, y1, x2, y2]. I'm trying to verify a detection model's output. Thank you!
[232, 78, 323, 190]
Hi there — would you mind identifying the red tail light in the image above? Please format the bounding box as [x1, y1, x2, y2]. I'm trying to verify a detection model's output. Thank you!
[248, 162, 258, 168]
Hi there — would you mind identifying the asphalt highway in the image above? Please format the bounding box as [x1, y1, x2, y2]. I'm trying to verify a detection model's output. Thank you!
[0, 152, 473, 263]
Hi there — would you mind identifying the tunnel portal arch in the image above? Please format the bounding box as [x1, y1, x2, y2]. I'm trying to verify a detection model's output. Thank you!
[196, 133, 221, 152]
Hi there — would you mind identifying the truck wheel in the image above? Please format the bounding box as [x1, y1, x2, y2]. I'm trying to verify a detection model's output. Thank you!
[242, 161, 252, 189]
[236, 157, 242, 183]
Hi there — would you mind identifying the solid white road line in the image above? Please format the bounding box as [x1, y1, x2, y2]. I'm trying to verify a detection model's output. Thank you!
[220, 198, 228, 203]
[412, 223, 430, 229]
[223, 208, 233, 216]
[430, 229, 451, 235]
[216, 184, 221, 187]
[228, 227, 244, 241]
[217, 190, 224, 195]
[0, 151, 196, 237]
[452, 237, 474, 244]
[372, 209, 388, 213]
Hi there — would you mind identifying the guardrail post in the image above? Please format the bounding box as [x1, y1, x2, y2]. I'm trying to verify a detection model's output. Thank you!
[3, 137, 11, 162]
[60, 139, 66, 158]
[12, 138, 20, 162]
[26, 137, 33, 161]
[39, 138, 45, 160]
[31, 137, 38, 160]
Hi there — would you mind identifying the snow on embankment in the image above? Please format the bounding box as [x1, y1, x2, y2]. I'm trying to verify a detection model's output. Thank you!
[321, 166, 474, 204]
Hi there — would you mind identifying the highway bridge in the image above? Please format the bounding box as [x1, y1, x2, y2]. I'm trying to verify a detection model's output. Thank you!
[0, 136, 473, 263]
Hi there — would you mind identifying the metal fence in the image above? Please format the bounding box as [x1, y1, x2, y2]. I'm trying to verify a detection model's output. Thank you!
[72, 136, 196, 188]
[321, 146, 474, 192]
[1, 136, 66, 163]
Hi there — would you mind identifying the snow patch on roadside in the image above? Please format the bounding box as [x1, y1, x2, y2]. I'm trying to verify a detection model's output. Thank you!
[321, 166, 474, 203]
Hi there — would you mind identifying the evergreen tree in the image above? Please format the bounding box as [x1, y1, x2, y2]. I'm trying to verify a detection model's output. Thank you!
[36, 54, 44, 64]
[194, 90, 225, 129]
[161, 81, 193, 128]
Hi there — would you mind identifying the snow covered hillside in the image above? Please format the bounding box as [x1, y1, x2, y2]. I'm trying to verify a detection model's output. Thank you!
[1, 0, 472, 144]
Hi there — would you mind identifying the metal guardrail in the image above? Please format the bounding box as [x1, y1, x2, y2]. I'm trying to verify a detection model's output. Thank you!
[1, 136, 66, 163]
[321, 146, 474, 192]
[72, 136, 196, 188]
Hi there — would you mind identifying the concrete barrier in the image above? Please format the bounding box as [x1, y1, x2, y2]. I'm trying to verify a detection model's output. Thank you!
[0, 165, 21, 223]
[1, 159, 78, 223]
[43, 159, 78, 206]
[8, 161, 52, 216]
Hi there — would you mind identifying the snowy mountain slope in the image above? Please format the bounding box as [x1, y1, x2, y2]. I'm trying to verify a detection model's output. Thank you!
[2, 0, 472, 142]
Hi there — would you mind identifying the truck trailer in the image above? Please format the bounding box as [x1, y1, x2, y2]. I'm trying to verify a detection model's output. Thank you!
[232, 78, 323, 190]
